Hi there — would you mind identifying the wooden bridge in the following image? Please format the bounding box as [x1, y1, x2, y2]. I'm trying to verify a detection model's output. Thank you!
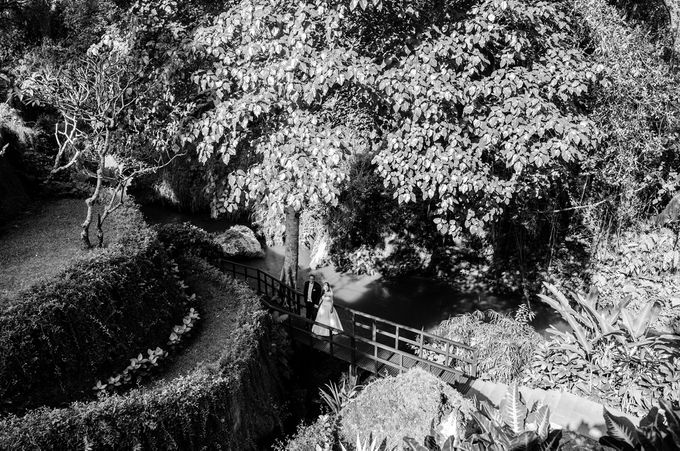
[220, 260, 479, 386]
[218, 260, 645, 438]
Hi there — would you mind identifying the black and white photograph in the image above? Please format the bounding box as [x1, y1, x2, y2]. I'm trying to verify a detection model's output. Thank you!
[1, 0, 680, 449]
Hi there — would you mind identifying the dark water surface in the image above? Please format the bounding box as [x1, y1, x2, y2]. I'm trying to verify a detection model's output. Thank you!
[141, 205, 566, 335]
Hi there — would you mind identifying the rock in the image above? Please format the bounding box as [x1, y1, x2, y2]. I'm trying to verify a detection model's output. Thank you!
[213, 225, 265, 259]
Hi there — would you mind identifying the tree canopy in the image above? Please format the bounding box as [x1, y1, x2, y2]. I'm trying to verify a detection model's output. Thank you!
[371, 0, 603, 238]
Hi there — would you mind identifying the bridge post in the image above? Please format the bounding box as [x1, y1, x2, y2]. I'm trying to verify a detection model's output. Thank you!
[371, 320, 377, 374]
[351, 335, 356, 369]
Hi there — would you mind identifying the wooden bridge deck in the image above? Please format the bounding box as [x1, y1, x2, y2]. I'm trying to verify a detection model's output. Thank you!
[220, 260, 478, 385]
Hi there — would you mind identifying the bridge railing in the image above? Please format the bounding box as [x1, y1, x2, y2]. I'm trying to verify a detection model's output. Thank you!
[220, 259, 478, 378]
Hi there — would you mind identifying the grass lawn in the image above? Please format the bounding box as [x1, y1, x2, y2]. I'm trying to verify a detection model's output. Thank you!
[0, 198, 130, 300]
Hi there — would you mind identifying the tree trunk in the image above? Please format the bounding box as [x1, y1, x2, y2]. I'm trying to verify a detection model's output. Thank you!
[96, 213, 104, 248]
[280, 205, 300, 289]
[81, 161, 104, 249]
[82, 137, 108, 249]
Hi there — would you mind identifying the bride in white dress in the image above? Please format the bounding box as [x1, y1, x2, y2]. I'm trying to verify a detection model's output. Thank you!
[312, 282, 343, 336]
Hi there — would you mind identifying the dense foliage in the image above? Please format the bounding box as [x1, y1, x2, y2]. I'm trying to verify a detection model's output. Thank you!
[588, 226, 680, 335]
[0, 275, 292, 450]
[573, 0, 680, 230]
[524, 284, 680, 416]
[372, 0, 602, 240]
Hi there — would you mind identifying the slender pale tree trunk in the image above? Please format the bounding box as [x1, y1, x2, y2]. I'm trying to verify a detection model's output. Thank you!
[280, 205, 300, 289]
[81, 133, 108, 248]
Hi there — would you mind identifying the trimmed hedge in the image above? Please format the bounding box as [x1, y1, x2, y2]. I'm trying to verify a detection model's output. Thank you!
[0, 274, 291, 450]
[0, 205, 186, 411]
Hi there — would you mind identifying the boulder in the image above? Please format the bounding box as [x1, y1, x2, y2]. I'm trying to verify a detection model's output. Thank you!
[213, 225, 265, 259]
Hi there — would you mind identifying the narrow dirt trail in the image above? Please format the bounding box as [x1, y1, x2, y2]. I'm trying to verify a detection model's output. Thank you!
[156, 260, 246, 381]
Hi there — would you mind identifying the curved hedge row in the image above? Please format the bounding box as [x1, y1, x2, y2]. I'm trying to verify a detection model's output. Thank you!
[0, 273, 291, 450]
[0, 205, 187, 411]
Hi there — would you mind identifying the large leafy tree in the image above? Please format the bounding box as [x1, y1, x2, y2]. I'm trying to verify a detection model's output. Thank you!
[187, 0, 378, 286]
[371, 0, 603, 240]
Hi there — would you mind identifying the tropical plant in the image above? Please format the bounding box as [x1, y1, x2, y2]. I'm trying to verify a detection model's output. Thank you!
[525, 283, 680, 415]
[403, 384, 562, 450]
[536, 283, 673, 356]
[319, 376, 362, 415]
[340, 434, 385, 451]
[599, 400, 680, 451]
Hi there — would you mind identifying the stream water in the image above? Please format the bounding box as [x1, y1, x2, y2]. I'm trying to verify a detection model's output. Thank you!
[141, 204, 567, 335]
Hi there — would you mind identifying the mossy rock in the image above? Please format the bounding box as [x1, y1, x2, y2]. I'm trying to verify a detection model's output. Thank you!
[339, 368, 473, 449]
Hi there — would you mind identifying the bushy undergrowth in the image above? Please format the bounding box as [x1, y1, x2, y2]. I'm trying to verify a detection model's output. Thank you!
[340, 368, 474, 450]
[574, 0, 680, 228]
[428, 310, 542, 383]
[591, 226, 680, 334]
[0, 205, 186, 411]
[524, 284, 680, 416]
[156, 222, 227, 266]
[275, 414, 337, 451]
[0, 273, 292, 450]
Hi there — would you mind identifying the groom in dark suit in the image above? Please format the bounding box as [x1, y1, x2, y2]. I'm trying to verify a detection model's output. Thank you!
[303, 274, 322, 323]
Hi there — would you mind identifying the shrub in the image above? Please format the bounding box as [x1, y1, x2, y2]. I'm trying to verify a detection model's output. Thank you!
[340, 368, 474, 450]
[156, 222, 226, 265]
[0, 205, 187, 411]
[274, 414, 337, 451]
[427, 310, 543, 383]
[0, 276, 292, 450]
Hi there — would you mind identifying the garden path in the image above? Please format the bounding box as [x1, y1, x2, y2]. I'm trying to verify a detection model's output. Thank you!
[154, 262, 243, 382]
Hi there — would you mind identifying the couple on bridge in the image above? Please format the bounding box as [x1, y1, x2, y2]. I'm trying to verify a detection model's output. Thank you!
[303, 274, 344, 336]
